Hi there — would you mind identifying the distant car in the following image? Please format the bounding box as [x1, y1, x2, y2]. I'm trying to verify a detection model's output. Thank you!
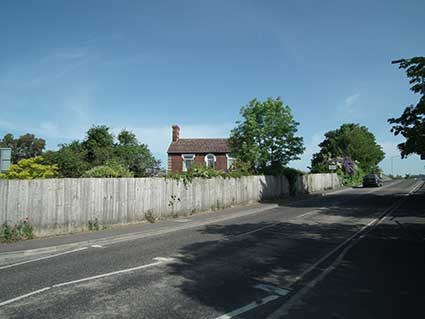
[363, 174, 383, 187]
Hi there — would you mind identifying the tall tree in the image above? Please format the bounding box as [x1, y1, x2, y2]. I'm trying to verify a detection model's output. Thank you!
[0, 133, 46, 163]
[311, 124, 385, 173]
[115, 129, 161, 177]
[82, 125, 115, 166]
[229, 97, 304, 173]
[43, 141, 89, 178]
[388, 56, 425, 158]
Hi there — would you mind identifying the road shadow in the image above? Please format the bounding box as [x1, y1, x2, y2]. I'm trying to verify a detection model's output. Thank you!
[165, 220, 367, 314]
[165, 183, 425, 316]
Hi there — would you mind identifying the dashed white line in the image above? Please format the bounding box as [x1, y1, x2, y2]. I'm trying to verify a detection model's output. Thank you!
[254, 284, 290, 296]
[0, 247, 89, 271]
[214, 295, 281, 319]
[266, 180, 423, 319]
[0, 287, 51, 307]
[0, 257, 175, 307]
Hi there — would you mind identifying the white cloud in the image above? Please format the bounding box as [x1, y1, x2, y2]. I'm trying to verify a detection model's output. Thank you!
[337, 93, 360, 117]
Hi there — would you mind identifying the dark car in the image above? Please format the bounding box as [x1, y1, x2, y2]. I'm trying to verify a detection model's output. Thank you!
[363, 174, 383, 187]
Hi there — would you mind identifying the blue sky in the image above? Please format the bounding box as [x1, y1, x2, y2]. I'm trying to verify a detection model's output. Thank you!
[0, 0, 424, 175]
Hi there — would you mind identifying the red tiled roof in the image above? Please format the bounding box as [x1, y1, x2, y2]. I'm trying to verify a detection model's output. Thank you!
[167, 138, 231, 154]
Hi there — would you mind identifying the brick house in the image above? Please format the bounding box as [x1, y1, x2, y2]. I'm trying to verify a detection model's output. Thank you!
[167, 125, 235, 172]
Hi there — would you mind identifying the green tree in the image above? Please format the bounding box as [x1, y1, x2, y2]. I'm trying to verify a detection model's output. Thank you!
[43, 141, 89, 178]
[0, 156, 58, 179]
[0, 133, 46, 163]
[44, 126, 161, 177]
[82, 125, 115, 166]
[311, 124, 385, 173]
[388, 56, 425, 158]
[229, 97, 305, 173]
[114, 130, 161, 177]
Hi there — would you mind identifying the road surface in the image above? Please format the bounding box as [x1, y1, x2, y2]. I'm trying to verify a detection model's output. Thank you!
[0, 179, 424, 319]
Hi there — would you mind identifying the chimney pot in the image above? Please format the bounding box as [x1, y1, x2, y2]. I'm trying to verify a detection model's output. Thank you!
[172, 125, 180, 142]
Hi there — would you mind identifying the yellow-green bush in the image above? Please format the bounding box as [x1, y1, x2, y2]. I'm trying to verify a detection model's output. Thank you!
[0, 156, 58, 180]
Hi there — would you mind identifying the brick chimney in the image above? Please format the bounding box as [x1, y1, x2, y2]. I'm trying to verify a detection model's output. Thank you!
[172, 125, 180, 142]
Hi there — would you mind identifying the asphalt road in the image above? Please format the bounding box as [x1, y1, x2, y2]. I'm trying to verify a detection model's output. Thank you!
[0, 179, 423, 319]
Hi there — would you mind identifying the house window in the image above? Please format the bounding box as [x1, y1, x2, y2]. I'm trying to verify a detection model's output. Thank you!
[182, 154, 195, 172]
[205, 154, 216, 168]
[226, 154, 236, 170]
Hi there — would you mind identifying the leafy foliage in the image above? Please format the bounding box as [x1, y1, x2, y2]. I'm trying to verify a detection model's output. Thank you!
[0, 217, 34, 242]
[167, 164, 252, 187]
[0, 156, 58, 180]
[43, 141, 89, 178]
[82, 125, 115, 166]
[44, 126, 161, 177]
[83, 160, 134, 178]
[341, 167, 365, 186]
[229, 97, 304, 174]
[88, 218, 100, 231]
[0, 133, 46, 163]
[114, 130, 162, 177]
[388, 56, 425, 158]
[311, 123, 385, 174]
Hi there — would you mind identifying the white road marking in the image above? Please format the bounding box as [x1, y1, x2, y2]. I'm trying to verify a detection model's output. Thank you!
[266, 180, 424, 319]
[214, 295, 280, 319]
[152, 257, 175, 262]
[226, 182, 406, 240]
[174, 219, 191, 223]
[0, 287, 51, 307]
[217, 181, 422, 319]
[254, 284, 289, 296]
[296, 209, 324, 219]
[0, 247, 89, 271]
[232, 223, 279, 238]
[90, 245, 103, 248]
[0, 257, 174, 307]
[53, 260, 168, 288]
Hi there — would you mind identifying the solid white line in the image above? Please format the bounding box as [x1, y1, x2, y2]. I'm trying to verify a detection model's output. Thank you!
[214, 295, 280, 319]
[53, 260, 169, 288]
[0, 247, 89, 271]
[227, 181, 409, 240]
[0, 257, 173, 307]
[0, 287, 51, 307]
[289, 180, 422, 285]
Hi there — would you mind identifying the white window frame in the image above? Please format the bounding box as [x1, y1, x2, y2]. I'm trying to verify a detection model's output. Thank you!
[204, 153, 216, 168]
[226, 154, 236, 170]
[181, 154, 195, 172]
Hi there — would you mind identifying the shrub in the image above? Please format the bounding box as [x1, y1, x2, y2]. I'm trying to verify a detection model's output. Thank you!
[0, 217, 34, 242]
[88, 218, 100, 231]
[0, 156, 58, 180]
[342, 167, 365, 186]
[167, 163, 253, 187]
[83, 160, 133, 178]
